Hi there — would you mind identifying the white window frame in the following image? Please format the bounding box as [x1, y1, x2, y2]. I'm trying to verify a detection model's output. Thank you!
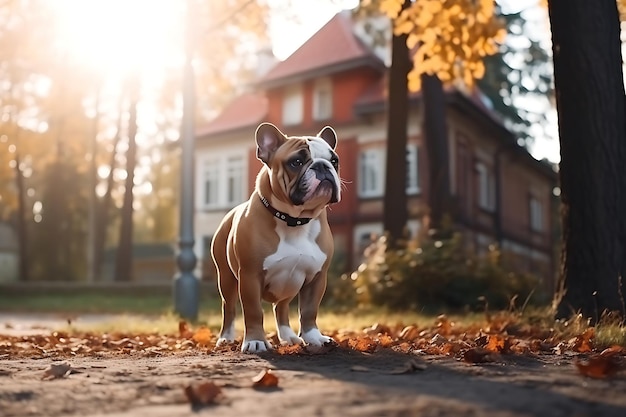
[202, 159, 220, 209]
[358, 148, 385, 198]
[476, 161, 495, 211]
[529, 196, 544, 232]
[201, 155, 246, 210]
[313, 77, 333, 121]
[225, 156, 244, 206]
[358, 145, 420, 198]
[406, 144, 420, 195]
[282, 84, 303, 126]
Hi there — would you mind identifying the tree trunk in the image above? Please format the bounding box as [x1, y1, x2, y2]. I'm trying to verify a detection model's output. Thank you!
[14, 151, 29, 281]
[114, 88, 139, 282]
[421, 74, 450, 234]
[548, 0, 626, 320]
[86, 89, 100, 283]
[382, 0, 411, 246]
[93, 98, 125, 281]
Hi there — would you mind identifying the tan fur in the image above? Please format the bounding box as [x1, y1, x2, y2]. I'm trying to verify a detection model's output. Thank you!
[211, 124, 338, 352]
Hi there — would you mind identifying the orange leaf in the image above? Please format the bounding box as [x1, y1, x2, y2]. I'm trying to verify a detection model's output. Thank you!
[485, 334, 506, 353]
[600, 345, 625, 357]
[192, 327, 212, 346]
[179, 321, 193, 339]
[573, 328, 594, 353]
[463, 347, 493, 364]
[436, 315, 453, 335]
[399, 325, 419, 341]
[575, 355, 620, 379]
[184, 382, 222, 408]
[348, 336, 377, 353]
[252, 369, 279, 388]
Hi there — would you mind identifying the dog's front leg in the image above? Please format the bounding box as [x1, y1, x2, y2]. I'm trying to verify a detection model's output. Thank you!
[239, 270, 272, 353]
[274, 298, 303, 345]
[298, 272, 333, 346]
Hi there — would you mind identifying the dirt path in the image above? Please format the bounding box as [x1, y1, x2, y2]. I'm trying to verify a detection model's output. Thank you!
[2, 347, 626, 417]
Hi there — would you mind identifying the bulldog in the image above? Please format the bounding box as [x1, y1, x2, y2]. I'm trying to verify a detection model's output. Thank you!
[211, 122, 341, 353]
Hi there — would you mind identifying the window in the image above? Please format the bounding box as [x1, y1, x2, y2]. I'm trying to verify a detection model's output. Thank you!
[476, 161, 495, 211]
[203, 159, 219, 207]
[201, 155, 245, 209]
[406, 144, 419, 194]
[313, 77, 333, 120]
[529, 196, 543, 232]
[358, 145, 420, 198]
[226, 156, 244, 205]
[359, 149, 385, 197]
[282, 85, 303, 125]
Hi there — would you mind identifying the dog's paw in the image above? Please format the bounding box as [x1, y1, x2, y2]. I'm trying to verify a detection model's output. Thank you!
[301, 328, 333, 346]
[241, 339, 273, 353]
[216, 337, 234, 347]
[277, 325, 304, 346]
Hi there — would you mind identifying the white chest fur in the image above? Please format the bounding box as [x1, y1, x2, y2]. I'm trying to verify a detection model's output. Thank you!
[262, 219, 327, 301]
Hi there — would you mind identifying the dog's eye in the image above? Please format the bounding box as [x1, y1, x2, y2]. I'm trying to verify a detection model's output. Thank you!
[288, 158, 303, 168]
[330, 157, 339, 168]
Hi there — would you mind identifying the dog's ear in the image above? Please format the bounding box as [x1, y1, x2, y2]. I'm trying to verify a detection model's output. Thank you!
[256, 122, 287, 165]
[317, 126, 337, 150]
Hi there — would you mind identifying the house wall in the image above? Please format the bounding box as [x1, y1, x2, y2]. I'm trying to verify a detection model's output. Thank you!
[195, 73, 556, 289]
[0, 252, 18, 282]
[266, 68, 381, 130]
[446, 107, 556, 289]
[195, 129, 253, 277]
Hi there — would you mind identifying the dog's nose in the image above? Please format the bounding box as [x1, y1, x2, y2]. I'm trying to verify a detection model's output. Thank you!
[311, 161, 331, 173]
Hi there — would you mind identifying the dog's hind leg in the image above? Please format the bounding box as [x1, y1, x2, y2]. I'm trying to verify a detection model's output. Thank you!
[211, 221, 238, 347]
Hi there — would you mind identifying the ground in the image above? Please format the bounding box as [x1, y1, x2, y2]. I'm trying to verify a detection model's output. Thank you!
[2, 314, 626, 417]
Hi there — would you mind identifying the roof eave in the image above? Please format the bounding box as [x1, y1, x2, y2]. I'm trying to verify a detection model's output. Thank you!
[196, 122, 261, 142]
[447, 91, 557, 179]
[258, 56, 385, 89]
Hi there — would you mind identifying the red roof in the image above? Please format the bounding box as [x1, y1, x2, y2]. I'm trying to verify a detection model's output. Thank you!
[260, 12, 382, 86]
[196, 92, 268, 137]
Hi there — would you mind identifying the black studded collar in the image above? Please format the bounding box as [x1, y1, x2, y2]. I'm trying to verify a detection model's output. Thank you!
[258, 194, 312, 227]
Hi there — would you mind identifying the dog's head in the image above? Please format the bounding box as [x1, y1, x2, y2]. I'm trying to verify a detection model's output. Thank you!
[255, 122, 341, 210]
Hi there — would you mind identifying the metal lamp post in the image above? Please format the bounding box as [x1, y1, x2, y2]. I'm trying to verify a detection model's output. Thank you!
[174, 0, 199, 320]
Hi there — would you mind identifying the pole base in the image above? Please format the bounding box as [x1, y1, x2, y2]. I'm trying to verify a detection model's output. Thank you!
[173, 272, 199, 320]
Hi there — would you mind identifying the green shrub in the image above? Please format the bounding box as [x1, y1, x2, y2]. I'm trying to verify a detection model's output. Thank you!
[345, 232, 541, 311]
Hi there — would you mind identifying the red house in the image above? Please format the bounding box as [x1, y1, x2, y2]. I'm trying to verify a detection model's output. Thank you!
[194, 12, 557, 289]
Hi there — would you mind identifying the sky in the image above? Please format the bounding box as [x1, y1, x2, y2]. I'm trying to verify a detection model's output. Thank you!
[268, 0, 560, 164]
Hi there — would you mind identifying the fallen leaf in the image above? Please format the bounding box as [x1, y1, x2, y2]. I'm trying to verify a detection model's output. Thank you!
[575, 355, 620, 379]
[485, 334, 506, 353]
[436, 315, 453, 335]
[463, 347, 494, 364]
[42, 362, 73, 380]
[348, 336, 376, 352]
[389, 359, 427, 374]
[184, 382, 222, 408]
[600, 345, 625, 357]
[179, 321, 193, 339]
[399, 325, 419, 341]
[363, 323, 391, 335]
[377, 334, 394, 347]
[252, 369, 279, 388]
[430, 333, 449, 346]
[573, 328, 594, 353]
[350, 365, 372, 372]
[192, 327, 212, 346]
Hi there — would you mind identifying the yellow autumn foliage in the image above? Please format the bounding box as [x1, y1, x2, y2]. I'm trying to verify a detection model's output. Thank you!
[377, 0, 505, 91]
